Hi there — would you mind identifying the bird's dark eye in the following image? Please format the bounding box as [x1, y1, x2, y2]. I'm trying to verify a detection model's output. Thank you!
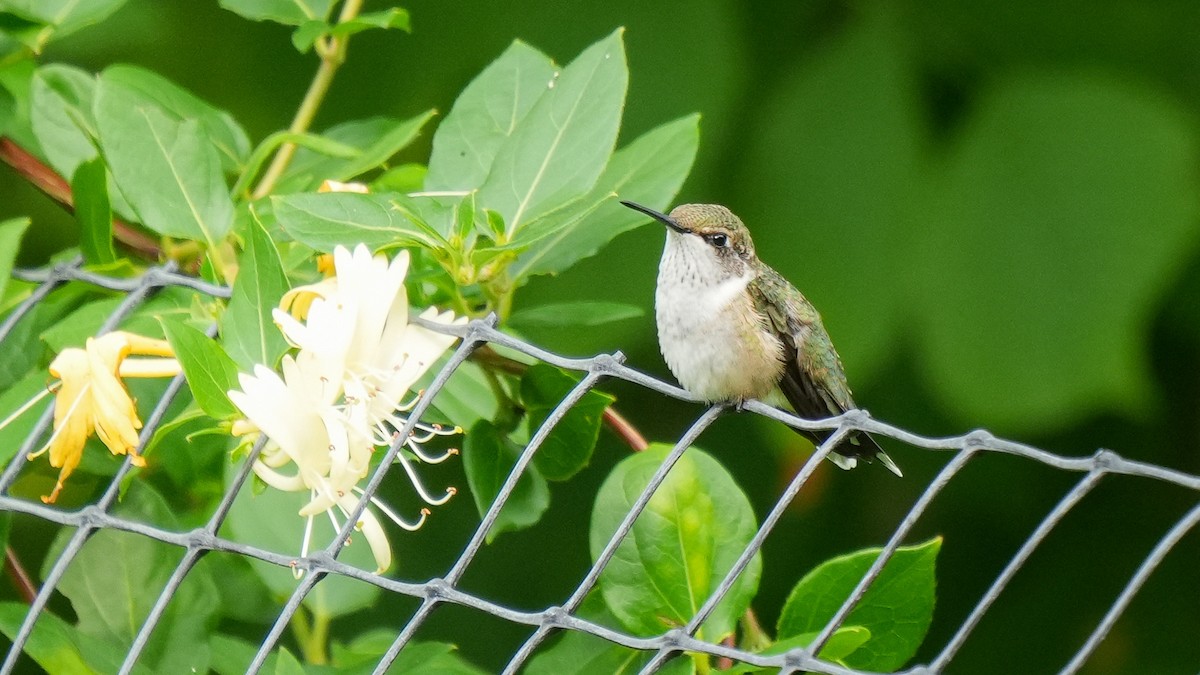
[706, 233, 729, 248]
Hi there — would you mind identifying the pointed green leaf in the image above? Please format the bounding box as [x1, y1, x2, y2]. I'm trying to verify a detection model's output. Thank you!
[479, 30, 627, 236]
[463, 419, 550, 542]
[591, 443, 760, 641]
[218, 0, 333, 26]
[0, 217, 30, 301]
[426, 40, 556, 192]
[99, 65, 250, 170]
[72, 157, 116, 265]
[331, 109, 435, 181]
[96, 78, 235, 247]
[160, 318, 240, 420]
[778, 537, 941, 672]
[273, 192, 445, 252]
[221, 207, 290, 370]
[520, 364, 613, 481]
[512, 114, 699, 279]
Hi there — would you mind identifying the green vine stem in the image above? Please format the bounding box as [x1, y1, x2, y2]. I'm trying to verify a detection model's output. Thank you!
[251, 0, 366, 199]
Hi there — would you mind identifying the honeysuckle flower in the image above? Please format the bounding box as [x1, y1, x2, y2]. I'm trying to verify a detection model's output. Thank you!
[275, 245, 467, 454]
[229, 244, 465, 575]
[10, 331, 179, 503]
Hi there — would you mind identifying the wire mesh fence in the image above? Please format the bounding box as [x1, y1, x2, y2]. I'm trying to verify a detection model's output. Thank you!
[0, 260, 1196, 675]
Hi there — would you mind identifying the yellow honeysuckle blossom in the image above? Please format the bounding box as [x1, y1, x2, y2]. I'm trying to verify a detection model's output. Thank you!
[14, 331, 179, 503]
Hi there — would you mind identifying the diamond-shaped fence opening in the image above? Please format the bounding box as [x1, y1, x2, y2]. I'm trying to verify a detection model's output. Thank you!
[0, 260, 1197, 674]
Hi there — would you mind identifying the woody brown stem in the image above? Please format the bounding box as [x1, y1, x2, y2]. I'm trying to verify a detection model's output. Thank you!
[5, 546, 36, 604]
[0, 137, 161, 259]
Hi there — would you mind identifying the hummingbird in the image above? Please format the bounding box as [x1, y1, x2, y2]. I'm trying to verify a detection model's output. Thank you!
[621, 200, 901, 477]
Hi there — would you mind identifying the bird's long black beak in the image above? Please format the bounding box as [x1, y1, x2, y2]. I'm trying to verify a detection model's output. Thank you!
[620, 200, 688, 233]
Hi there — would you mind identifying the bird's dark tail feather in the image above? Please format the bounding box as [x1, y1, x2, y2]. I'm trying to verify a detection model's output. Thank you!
[823, 430, 903, 477]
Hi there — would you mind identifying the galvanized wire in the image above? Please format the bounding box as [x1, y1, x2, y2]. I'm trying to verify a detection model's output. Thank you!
[0, 263, 1195, 675]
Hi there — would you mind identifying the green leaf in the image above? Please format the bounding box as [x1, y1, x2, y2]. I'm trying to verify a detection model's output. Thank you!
[512, 113, 699, 279]
[331, 109, 435, 181]
[777, 537, 941, 672]
[274, 647, 305, 675]
[47, 485, 219, 674]
[273, 192, 445, 252]
[30, 64, 97, 180]
[0, 602, 146, 675]
[99, 64, 251, 171]
[0, 81, 14, 135]
[278, 117, 403, 192]
[915, 72, 1200, 432]
[425, 40, 556, 193]
[462, 419, 550, 543]
[218, 0, 333, 26]
[723, 627, 871, 674]
[0, 217, 30, 301]
[508, 301, 643, 330]
[72, 157, 116, 265]
[95, 77, 235, 248]
[221, 207, 290, 370]
[39, 286, 197, 354]
[519, 364, 613, 481]
[332, 635, 487, 674]
[0, 0, 127, 47]
[160, 318, 240, 420]
[289, 20, 328, 53]
[590, 443, 760, 641]
[330, 8, 410, 39]
[479, 29, 628, 237]
[425, 361, 498, 430]
[222, 461, 382, 617]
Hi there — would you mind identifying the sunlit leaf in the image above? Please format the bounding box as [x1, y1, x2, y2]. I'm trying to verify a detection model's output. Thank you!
[425, 40, 556, 194]
[590, 443, 760, 641]
[30, 64, 97, 180]
[273, 192, 446, 252]
[479, 30, 627, 237]
[95, 76, 235, 248]
[99, 64, 251, 171]
[777, 538, 940, 672]
[511, 113, 699, 280]
[330, 109, 435, 181]
[160, 318, 240, 420]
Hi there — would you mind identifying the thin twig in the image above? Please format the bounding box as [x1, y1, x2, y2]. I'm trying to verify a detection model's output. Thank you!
[0, 137, 161, 259]
[4, 547, 36, 604]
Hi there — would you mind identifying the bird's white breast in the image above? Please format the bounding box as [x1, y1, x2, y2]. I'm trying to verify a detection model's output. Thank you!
[656, 237, 785, 402]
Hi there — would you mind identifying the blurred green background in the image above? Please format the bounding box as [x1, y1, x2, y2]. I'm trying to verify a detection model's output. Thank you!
[2, 1, 1199, 672]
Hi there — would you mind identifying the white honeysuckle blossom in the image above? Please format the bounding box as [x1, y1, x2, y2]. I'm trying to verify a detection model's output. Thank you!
[229, 244, 466, 575]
